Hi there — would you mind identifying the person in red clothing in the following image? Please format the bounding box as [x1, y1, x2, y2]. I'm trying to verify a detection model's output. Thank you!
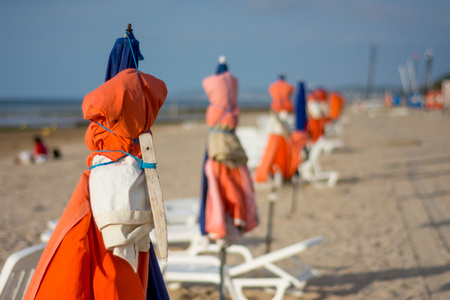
[32, 136, 48, 163]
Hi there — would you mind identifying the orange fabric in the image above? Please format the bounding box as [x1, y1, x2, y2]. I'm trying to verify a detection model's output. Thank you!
[254, 134, 301, 182]
[25, 172, 149, 300]
[290, 130, 309, 151]
[425, 90, 443, 110]
[313, 88, 327, 101]
[202, 72, 239, 128]
[329, 92, 344, 120]
[212, 160, 246, 224]
[83, 68, 167, 165]
[205, 160, 258, 238]
[25, 68, 167, 300]
[307, 118, 326, 142]
[269, 80, 294, 113]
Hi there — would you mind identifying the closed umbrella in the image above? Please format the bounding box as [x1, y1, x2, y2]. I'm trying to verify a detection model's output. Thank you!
[105, 23, 144, 82]
[25, 25, 169, 300]
[290, 80, 308, 214]
[200, 56, 259, 300]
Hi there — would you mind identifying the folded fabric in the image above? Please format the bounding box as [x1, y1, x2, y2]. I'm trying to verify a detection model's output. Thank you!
[90, 155, 153, 272]
[207, 131, 247, 169]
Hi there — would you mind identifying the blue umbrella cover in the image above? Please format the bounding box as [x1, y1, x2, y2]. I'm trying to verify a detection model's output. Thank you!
[105, 26, 144, 82]
[295, 81, 307, 131]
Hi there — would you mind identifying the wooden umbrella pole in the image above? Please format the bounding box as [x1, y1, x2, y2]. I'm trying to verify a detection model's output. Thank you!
[139, 133, 168, 261]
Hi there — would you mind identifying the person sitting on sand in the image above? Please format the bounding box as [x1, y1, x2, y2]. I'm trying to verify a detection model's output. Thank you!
[14, 136, 49, 165]
[32, 136, 48, 164]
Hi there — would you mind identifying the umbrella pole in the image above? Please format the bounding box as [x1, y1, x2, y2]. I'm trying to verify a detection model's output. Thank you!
[289, 175, 298, 217]
[218, 241, 227, 300]
[265, 184, 277, 253]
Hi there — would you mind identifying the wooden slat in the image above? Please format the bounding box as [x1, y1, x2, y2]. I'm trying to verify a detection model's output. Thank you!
[139, 133, 168, 261]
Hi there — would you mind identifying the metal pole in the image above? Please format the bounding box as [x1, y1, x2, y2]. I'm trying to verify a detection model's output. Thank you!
[219, 244, 226, 300]
[265, 187, 277, 253]
[424, 48, 434, 95]
[366, 44, 376, 100]
[289, 175, 298, 216]
[398, 64, 410, 96]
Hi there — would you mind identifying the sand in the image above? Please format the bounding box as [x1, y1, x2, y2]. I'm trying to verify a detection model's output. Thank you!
[1, 107, 450, 299]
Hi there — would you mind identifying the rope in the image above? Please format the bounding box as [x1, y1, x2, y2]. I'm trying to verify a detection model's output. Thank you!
[126, 32, 142, 82]
[209, 128, 235, 134]
[89, 150, 156, 170]
[90, 33, 151, 171]
[94, 122, 151, 146]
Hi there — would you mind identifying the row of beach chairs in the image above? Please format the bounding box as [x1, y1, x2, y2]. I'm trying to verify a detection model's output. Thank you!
[0, 197, 323, 300]
[236, 113, 343, 188]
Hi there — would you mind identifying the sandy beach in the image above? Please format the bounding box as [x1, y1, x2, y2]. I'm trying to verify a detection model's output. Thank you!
[1, 107, 450, 299]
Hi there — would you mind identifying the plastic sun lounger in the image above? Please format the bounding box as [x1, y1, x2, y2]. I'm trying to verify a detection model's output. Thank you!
[235, 126, 267, 171]
[300, 137, 339, 188]
[159, 236, 324, 300]
[164, 197, 199, 212]
[0, 244, 46, 300]
[151, 223, 202, 247]
[41, 197, 201, 243]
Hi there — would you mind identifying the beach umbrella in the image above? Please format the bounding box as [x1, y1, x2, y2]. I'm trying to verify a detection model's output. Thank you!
[105, 25, 169, 300]
[105, 24, 144, 82]
[288, 80, 308, 215]
[295, 80, 307, 131]
[200, 56, 258, 300]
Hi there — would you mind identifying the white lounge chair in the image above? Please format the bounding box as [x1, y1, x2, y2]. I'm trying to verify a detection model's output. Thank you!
[160, 236, 323, 300]
[164, 197, 199, 225]
[0, 244, 46, 300]
[300, 137, 339, 188]
[235, 126, 267, 171]
[41, 197, 201, 243]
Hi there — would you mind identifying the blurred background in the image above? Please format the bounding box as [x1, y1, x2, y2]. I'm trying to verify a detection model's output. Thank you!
[1, 0, 449, 128]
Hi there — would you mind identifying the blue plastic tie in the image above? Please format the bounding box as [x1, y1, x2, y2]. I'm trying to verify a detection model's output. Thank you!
[89, 150, 156, 170]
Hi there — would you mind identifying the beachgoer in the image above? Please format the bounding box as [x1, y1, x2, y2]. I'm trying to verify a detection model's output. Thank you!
[200, 55, 258, 245]
[14, 136, 49, 165]
[32, 136, 48, 164]
[25, 26, 169, 300]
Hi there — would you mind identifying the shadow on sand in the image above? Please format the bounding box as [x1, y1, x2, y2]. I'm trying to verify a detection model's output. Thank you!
[306, 263, 450, 299]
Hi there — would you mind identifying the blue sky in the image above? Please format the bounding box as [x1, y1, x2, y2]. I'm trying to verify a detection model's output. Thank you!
[1, 0, 449, 99]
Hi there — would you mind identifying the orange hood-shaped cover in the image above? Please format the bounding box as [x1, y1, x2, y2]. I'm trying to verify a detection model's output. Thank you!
[203, 71, 239, 129]
[269, 79, 294, 113]
[329, 91, 344, 120]
[83, 68, 167, 166]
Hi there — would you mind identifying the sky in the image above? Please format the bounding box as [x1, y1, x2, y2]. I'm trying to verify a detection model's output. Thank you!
[1, 0, 449, 100]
